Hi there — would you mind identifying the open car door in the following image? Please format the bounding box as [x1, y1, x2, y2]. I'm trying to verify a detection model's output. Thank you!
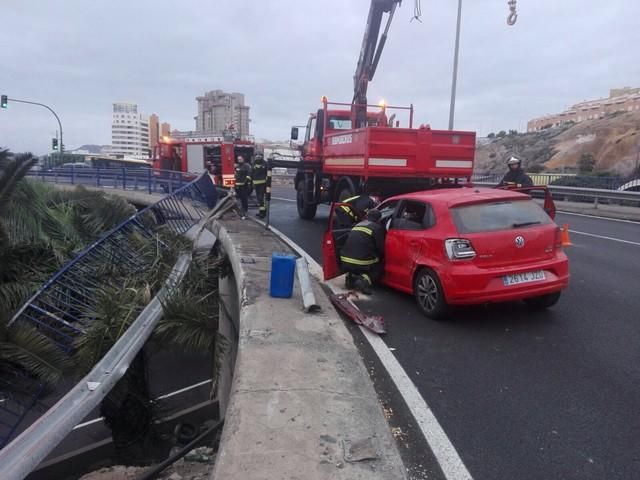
[322, 203, 353, 281]
[500, 185, 557, 220]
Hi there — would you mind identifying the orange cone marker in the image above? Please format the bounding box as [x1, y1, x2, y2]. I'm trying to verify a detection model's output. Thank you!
[561, 224, 572, 247]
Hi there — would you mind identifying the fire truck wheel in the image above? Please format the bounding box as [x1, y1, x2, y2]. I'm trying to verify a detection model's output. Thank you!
[338, 186, 355, 202]
[297, 180, 317, 220]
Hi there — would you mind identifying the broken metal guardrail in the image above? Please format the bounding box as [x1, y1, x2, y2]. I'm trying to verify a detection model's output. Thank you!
[0, 172, 219, 450]
[0, 254, 192, 480]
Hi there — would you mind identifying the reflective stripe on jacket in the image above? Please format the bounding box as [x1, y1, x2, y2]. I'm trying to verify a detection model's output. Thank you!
[252, 161, 267, 184]
[340, 219, 385, 265]
[235, 163, 252, 186]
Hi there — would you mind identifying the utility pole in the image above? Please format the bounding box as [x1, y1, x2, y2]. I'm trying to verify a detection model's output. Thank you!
[1, 96, 64, 163]
[448, 0, 463, 130]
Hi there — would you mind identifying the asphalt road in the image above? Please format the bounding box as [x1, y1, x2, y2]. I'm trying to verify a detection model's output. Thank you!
[268, 185, 640, 480]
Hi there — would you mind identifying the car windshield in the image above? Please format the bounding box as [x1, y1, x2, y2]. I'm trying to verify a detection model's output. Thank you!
[451, 199, 552, 234]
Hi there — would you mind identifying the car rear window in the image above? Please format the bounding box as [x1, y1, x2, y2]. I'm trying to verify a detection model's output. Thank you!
[451, 199, 552, 234]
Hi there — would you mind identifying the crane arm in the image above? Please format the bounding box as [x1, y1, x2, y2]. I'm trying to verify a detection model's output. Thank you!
[352, 0, 402, 128]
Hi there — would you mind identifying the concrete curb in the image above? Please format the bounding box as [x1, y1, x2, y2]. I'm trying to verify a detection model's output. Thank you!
[209, 217, 407, 479]
[555, 200, 640, 222]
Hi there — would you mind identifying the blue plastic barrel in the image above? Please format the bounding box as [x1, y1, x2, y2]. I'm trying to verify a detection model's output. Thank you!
[270, 253, 296, 298]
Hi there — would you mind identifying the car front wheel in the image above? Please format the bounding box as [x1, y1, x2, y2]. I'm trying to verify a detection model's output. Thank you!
[413, 268, 449, 320]
[524, 291, 561, 310]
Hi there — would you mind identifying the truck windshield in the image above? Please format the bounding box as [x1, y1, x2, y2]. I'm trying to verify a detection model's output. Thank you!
[328, 117, 352, 130]
[451, 199, 552, 234]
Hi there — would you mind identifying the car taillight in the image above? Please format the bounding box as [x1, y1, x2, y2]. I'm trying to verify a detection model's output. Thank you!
[554, 226, 563, 251]
[445, 239, 476, 260]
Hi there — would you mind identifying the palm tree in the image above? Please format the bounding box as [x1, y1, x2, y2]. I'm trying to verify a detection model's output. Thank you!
[154, 254, 229, 398]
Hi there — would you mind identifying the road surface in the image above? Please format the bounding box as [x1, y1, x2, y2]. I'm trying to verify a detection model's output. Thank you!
[268, 184, 640, 480]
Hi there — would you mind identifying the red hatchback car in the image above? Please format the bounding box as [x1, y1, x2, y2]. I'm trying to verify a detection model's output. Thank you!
[323, 186, 570, 319]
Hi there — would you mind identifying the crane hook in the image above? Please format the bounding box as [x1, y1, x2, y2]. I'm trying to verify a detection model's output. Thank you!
[507, 0, 518, 26]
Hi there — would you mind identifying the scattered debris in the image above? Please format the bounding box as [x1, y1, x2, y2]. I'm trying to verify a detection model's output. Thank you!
[330, 293, 385, 334]
[343, 437, 379, 463]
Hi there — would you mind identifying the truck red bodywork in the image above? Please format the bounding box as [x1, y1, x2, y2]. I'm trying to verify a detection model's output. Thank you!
[152, 136, 255, 187]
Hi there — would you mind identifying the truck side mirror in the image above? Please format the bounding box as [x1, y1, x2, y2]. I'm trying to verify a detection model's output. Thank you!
[290, 127, 299, 140]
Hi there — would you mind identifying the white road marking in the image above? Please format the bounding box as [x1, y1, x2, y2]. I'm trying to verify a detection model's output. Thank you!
[558, 211, 640, 224]
[72, 379, 213, 431]
[569, 229, 640, 246]
[266, 223, 473, 480]
[272, 196, 296, 203]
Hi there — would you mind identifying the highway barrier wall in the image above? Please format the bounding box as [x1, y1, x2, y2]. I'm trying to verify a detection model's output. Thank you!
[207, 215, 408, 479]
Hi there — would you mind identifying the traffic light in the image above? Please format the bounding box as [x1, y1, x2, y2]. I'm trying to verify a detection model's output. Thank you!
[52, 138, 58, 151]
[1, 95, 7, 109]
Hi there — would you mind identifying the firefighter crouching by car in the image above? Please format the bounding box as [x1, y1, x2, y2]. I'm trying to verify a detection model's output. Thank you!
[340, 209, 385, 295]
[252, 153, 267, 218]
[234, 155, 252, 219]
[334, 194, 377, 229]
[498, 156, 533, 188]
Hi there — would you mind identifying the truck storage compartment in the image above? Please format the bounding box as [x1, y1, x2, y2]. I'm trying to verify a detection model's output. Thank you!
[322, 127, 475, 178]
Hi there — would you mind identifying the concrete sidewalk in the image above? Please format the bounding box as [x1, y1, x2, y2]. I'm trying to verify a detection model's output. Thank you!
[209, 216, 407, 479]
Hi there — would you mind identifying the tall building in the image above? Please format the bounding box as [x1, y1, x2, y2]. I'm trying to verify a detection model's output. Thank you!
[528, 87, 640, 132]
[148, 115, 172, 151]
[111, 102, 150, 158]
[195, 90, 250, 137]
[149, 114, 160, 151]
[161, 122, 171, 138]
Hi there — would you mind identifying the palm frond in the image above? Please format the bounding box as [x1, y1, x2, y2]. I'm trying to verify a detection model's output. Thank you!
[0, 152, 36, 213]
[0, 323, 73, 385]
[73, 282, 146, 376]
[155, 288, 219, 353]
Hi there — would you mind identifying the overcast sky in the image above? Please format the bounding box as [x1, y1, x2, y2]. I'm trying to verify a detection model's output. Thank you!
[1, 0, 639, 154]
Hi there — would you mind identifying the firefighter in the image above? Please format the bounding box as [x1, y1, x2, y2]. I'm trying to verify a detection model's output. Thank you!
[340, 209, 385, 295]
[252, 153, 268, 218]
[234, 155, 252, 219]
[334, 193, 377, 229]
[498, 156, 533, 188]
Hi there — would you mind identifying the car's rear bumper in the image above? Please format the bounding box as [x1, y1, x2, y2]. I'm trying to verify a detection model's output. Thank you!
[440, 256, 569, 305]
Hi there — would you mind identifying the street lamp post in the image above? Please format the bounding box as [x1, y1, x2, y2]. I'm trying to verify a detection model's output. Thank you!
[448, 0, 463, 130]
[4, 97, 64, 164]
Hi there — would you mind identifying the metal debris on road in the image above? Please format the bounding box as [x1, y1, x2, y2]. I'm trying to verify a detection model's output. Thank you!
[329, 293, 386, 334]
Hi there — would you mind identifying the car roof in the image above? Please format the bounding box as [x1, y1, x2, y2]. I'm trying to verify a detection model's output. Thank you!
[387, 186, 529, 207]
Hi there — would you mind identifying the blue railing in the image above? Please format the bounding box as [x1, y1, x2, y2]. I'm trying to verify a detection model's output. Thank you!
[0, 171, 219, 449]
[27, 166, 196, 195]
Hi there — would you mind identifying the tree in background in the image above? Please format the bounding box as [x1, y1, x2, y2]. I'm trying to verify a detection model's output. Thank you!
[578, 153, 596, 173]
[527, 163, 546, 173]
[497, 131, 507, 138]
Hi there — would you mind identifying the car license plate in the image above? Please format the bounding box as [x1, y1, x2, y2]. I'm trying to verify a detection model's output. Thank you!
[503, 270, 545, 286]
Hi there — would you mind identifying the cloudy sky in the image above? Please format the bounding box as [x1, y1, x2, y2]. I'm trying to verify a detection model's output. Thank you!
[1, 0, 639, 154]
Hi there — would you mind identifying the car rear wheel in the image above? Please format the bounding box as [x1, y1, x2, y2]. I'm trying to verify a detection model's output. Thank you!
[413, 269, 449, 320]
[524, 291, 561, 310]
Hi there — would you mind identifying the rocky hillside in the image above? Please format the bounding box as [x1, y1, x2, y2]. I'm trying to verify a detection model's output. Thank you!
[476, 111, 640, 175]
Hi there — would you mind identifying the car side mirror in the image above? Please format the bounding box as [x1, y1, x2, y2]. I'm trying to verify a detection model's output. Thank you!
[290, 127, 299, 140]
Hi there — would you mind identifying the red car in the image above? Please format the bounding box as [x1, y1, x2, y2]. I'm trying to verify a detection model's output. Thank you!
[323, 186, 570, 319]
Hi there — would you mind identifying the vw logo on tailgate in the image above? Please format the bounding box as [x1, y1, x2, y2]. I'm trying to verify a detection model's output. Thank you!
[515, 235, 525, 248]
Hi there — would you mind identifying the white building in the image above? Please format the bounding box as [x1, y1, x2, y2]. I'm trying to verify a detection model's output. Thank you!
[111, 102, 150, 158]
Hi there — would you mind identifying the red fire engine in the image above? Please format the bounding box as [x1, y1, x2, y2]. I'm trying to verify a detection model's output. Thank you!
[152, 131, 255, 187]
[287, 0, 476, 219]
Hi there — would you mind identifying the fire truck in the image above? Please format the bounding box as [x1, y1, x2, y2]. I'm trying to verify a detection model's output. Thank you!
[151, 130, 256, 188]
[286, 0, 476, 219]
